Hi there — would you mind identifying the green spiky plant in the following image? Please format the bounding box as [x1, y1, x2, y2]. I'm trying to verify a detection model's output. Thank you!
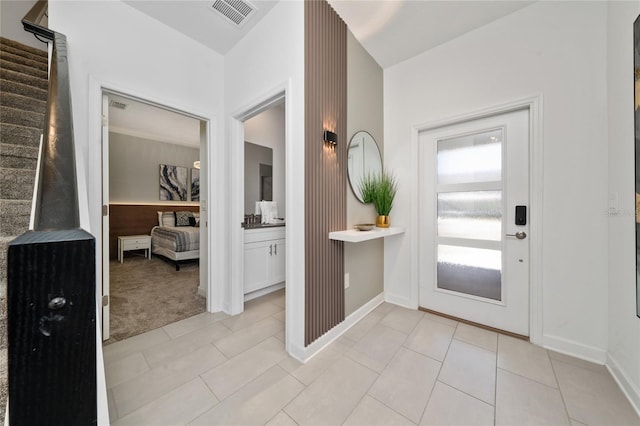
[372, 170, 398, 216]
[358, 170, 398, 216]
[358, 172, 378, 204]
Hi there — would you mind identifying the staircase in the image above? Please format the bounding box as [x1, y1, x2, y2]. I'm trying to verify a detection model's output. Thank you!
[0, 36, 48, 421]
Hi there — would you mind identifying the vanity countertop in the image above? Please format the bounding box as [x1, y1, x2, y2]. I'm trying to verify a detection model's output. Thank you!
[242, 223, 286, 230]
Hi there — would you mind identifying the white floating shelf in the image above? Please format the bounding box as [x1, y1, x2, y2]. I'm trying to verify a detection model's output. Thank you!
[329, 226, 405, 243]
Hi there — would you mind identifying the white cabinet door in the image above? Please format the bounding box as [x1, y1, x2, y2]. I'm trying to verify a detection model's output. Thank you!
[244, 241, 271, 293]
[271, 239, 286, 284]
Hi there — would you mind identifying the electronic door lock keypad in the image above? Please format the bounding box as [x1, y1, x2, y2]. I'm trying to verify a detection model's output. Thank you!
[515, 205, 527, 226]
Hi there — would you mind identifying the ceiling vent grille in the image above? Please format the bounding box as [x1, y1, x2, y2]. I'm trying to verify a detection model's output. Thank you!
[210, 0, 257, 28]
[109, 100, 127, 110]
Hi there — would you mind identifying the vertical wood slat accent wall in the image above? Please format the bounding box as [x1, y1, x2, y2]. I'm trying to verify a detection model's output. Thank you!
[304, 0, 347, 346]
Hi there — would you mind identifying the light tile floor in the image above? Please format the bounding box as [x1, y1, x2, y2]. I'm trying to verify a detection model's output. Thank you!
[105, 290, 640, 426]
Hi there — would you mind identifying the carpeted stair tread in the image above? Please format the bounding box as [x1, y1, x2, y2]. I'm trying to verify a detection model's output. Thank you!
[0, 37, 47, 60]
[0, 79, 47, 102]
[0, 59, 48, 81]
[0, 67, 48, 91]
[1, 143, 38, 169]
[0, 50, 47, 72]
[0, 123, 42, 148]
[0, 200, 31, 237]
[0, 168, 35, 200]
[0, 41, 47, 66]
[1, 92, 47, 114]
[0, 105, 45, 129]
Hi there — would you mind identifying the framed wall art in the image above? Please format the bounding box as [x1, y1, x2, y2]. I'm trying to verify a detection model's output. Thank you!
[159, 164, 187, 201]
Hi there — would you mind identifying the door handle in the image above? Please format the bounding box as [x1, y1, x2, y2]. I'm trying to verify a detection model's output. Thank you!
[506, 231, 527, 240]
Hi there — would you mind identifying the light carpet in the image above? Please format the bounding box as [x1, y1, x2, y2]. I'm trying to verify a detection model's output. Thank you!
[105, 255, 205, 344]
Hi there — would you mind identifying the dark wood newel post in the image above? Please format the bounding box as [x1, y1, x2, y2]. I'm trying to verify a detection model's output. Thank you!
[8, 230, 96, 425]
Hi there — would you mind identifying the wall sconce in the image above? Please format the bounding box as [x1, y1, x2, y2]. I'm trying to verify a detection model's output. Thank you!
[323, 130, 338, 146]
[193, 161, 201, 169]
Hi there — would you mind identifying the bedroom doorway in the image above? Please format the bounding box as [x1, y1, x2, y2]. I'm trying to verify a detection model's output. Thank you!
[101, 90, 209, 342]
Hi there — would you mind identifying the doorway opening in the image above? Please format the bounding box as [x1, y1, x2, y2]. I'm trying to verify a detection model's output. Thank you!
[101, 90, 209, 343]
[229, 90, 289, 353]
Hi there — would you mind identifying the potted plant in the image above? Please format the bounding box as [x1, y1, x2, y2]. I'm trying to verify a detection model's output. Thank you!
[358, 170, 398, 228]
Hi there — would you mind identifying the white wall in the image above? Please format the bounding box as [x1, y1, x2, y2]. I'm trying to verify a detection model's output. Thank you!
[224, 1, 306, 359]
[48, 0, 225, 294]
[0, 0, 47, 51]
[48, 2, 225, 421]
[244, 105, 286, 216]
[607, 1, 640, 413]
[385, 1, 609, 361]
[109, 132, 200, 204]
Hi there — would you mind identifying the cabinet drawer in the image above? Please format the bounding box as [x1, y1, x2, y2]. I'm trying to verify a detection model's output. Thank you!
[122, 237, 150, 249]
[123, 242, 149, 250]
[244, 227, 285, 244]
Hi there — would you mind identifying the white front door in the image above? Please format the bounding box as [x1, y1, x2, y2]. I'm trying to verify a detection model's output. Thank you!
[419, 109, 530, 336]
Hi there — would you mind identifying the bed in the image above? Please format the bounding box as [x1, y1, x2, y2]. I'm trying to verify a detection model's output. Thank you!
[151, 211, 201, 270]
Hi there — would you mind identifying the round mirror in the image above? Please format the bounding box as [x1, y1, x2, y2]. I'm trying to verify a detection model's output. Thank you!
[347, 131, 383, 203]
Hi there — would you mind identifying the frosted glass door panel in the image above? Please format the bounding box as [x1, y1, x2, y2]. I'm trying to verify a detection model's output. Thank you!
[437, 130, 502, 185]
[437, 191, 502, 241]
[437, 245, 502, 301]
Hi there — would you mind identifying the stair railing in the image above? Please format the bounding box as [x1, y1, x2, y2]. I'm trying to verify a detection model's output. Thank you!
[5, 1, 97, 424]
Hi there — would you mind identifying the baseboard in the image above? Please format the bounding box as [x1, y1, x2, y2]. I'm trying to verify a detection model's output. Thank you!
[384, 292, 415, 310]
[244, 282, 285, 302]
[197, 286, 206, 298]
[293, 292, 385, 363]
[607, 353, 640, 417]
[542, 334, 607, 364]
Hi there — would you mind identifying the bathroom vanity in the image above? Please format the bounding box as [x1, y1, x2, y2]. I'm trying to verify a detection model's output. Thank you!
[243, 225, 285, 298]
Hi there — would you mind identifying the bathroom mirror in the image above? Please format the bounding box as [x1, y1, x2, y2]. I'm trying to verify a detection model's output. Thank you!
[245, 141, 273, 214]
[347, 131, 383, 203]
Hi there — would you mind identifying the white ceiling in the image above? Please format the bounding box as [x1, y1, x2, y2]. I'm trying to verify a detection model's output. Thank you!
[328, 0, 535, 68]
[126, 0, 535, 68]
[113, 0, 535, 141]
[108, 94, 201, 148]
[124, 0, 278, 54]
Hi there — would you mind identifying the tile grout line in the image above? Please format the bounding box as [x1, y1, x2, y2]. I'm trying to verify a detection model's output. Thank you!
[416, 351, 447, 425]
[340, 361, 382, 425]
[366, 392, 420, 425]
[417, 320, 460, 425]
[358, 319, 427, 425]
[495, 366, 560, 391]
[451, 335, 498, 354]
[198, 342, 290, 405]
[547, 349, 573, 424]
[435, 379, 496, 409]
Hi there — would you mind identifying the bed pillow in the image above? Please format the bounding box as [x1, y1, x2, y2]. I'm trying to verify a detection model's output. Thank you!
[159, 211, 176, 227]
[175, 211, 194, 227]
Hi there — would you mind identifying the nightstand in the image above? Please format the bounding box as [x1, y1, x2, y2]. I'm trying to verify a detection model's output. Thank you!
[118, 235, 152, 263]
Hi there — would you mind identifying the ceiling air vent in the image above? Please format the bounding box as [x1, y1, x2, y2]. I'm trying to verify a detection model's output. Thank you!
[209, 0, 257, 28]
[109, 100, 127, 110]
